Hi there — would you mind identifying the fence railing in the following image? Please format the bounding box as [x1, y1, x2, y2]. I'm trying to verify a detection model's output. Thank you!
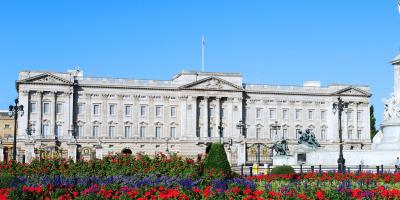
[232, 164, 400, 176]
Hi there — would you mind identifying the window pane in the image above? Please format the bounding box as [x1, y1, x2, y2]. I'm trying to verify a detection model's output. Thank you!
[124, 126, 131, 138]
[170, 127, 176, 138]
[109, 105, 116, 116]
[43, 103, 50, 113]
[308, 110, 314, 120]
[170, 107, 176, 117]
[93, 104, 100, 115]
[78, 104, 85, 114]
[140, 106, 146, 117]
[156, 106, 162, 117]
[140, 127, 146, 138]
[321, 111, 326, 120]
[30, 102, 37, 113]
[269, 109, 276, 119]
[155, 127, 161, 138]
[283, 109, 288, 120]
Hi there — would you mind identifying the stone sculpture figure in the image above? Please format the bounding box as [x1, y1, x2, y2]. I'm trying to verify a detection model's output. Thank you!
[383, 94, 400, 122]
[271, 138, 289, 156]
[298, 129, 320, 148]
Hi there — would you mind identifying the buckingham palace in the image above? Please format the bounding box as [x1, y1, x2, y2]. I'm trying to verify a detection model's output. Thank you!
[9, 70, 371, 165]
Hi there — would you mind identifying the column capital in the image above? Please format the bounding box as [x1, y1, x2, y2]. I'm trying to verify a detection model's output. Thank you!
[21, 90, 30, 96]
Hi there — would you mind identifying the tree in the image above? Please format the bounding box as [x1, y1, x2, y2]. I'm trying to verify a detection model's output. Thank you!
[203, 143, 231, 178]
[370, 105, 377, 139]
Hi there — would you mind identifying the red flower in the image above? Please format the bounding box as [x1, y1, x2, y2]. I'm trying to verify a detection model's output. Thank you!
[297, 193, 307, 200]
[316, 189, 324, 200]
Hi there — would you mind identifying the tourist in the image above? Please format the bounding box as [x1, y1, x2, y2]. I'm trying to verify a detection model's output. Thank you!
[395, 157, 400, 172]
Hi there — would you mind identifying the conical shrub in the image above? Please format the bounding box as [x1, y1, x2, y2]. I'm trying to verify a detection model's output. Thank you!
[203, 143, 231, 178]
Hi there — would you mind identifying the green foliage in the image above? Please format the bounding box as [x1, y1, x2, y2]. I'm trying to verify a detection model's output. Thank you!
[203, 143, 231, 178]
[0, 173, 16, 188]
[271, 165, 295, 175]
[370, 105, 377, 140]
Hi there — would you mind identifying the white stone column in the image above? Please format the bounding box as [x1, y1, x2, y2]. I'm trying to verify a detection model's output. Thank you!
[68, 91, 74, 139]
[0, 144, 3, 162]
[37, 91, 43, 138]
[179, 96, 187, 139]
[101, 94, 108, 138]
[133, 95, 140, 137]
[117, 95, 124, 138]
[52, 92, 57, 138]
[18, 90, 29, 140]
[215, 97, 221, 138]
[202, 96, 209, 138]
[237, 143, 246, 166]
[187, 96, 197, 138]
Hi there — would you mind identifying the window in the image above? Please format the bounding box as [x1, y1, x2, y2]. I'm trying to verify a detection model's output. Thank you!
[56, 125, 62, 137]
[56, 103, 63, 114]
[170, 127, 176, 139]
[4, 124, 10, 129]
[283, 128, 288, 139]
[170, 106, 176, 117]
[109, 126, 116, 138]
[156, 106, 162, 117]
[256, 108, 262, 119]
[321, 110, 326, 121]
[347, 110, 353, 121]
[78, 103, 85, 114]
[348, 130, 353, 139]
[124, 126, 131, 138]
[92, 126, 99, 137]
[296, 129, 301, 139]
[93, 104, 100, 115]
[308, 110, 314, 120]
[283, 109, 288, 120]
[357, 129, 362, 139]
[42, 124, 49, 137]
[295, 109, 301, 120]
[269, 109, 276, 120]
[30, 102, 37, 113]
[77, 126, 84, 137]
[109, 104, 116, 116]
[155, 127, 161, 138]
[357, 111, 363, 122]
[256, 128, 261, 139]
[125, 105, 132, 116]
[43, 102, 50, 114]
[140, 105, 146, 117]
[321, 129, 326, 140]
[140, 126, 146, 138]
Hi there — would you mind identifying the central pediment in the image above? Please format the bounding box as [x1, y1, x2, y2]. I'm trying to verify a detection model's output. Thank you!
[333, 87, 371, 97]
[18, 72, 72, 85]
[179, 76, 243, 91]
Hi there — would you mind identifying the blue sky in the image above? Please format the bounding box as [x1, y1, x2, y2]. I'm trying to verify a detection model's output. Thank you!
[0, 1, 399, 127]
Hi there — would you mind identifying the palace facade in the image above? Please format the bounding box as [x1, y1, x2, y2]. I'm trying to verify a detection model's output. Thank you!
[9, 70, 371, 165]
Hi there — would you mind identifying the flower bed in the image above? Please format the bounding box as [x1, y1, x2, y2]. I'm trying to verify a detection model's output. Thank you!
[3, 155, 400, 199]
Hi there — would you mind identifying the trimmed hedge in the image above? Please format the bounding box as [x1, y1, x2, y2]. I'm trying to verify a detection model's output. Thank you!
[203, 143, 231, 177]
[271, 165, 295, 175]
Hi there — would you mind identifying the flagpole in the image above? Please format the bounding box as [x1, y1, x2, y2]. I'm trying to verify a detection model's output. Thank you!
[202, 34, 205, 72]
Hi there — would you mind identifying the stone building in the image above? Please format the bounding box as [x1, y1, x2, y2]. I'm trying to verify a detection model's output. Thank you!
[0, 111, 15, 162]
[11, 70, 371, 165]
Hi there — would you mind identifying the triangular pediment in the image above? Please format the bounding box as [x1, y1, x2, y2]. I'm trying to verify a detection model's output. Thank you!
[333, 87, 371, 97]
[179, 76, 243, 91]
[18, 73, 72, 85]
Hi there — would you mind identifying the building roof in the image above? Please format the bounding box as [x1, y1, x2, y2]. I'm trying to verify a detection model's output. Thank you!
[391, 53, 400, 64]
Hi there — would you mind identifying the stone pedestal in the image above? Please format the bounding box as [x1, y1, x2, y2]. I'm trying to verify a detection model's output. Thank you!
[24, 142, 35, 163]
[0, 144, 3, 162]
[67, 143, 79, 162]
[374, 121, 400, 150]
[95, 145, 103, 160]
[237, 143, 246, 166]
[272, 155, 297, 166]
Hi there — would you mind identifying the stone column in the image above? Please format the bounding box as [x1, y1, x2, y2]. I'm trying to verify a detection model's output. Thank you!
[237, 143, 246, 166]
[202, 96, 209, 138]
[67, 91, 74, 139]
[24, 142, 35, 163]
[187, 96, 197, 138]
[52, 92, 57, 138]
[179, 96, 188, 139]
[37, 91, 43, 138]
[101, 94, 109, 138]
[117, 95, 124, 138]
[215, 97, 221, 138]
[18, 90, 30, 140]
[0, 144, 3, 162]
[133, 95, 140, 137]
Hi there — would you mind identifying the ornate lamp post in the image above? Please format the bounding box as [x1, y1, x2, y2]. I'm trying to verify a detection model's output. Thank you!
[8, 98, 24, 161]
[332, 97, 349, 173]
[236, 120, 246, 138]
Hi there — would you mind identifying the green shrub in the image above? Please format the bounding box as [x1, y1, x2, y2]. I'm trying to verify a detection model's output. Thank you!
[203, 143, 231, 178]
[271, 165, 295, 175]
[0, 173, 16, 188]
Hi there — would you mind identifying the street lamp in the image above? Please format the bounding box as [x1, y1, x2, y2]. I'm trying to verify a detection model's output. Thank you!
[236, 120, 246, 138]
[332, 97, 349, 173]
[8, 98, 24, 161]
[165, 138, 170, 153]
[218, 125, 224, 143]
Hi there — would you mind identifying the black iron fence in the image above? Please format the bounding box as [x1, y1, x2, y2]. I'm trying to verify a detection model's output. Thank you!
[232, 164, 400, 176]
